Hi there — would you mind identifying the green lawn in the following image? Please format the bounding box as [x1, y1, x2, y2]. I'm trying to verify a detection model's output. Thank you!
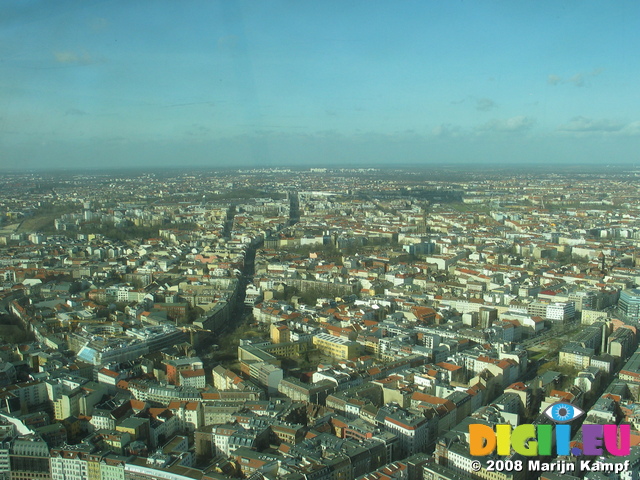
[16, 215, 57, 233]
[446, 203, 492, 214]
[529, 351, 547, 361]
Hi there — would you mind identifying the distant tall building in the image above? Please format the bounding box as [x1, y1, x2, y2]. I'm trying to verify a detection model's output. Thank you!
[377, 405, 430, 457]
[546, 302, 575, 322]
[478, 307, 497, 329]
[10, 435, 50, 480]
[619, 288, 640, 321]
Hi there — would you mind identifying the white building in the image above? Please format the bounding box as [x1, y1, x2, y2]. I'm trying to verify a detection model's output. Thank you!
[178, 370, 206, 389]
[248, 362, 283, 394]
[546, 302, 575, 322]
[50, 449, 89, 480]
[378, 407, 429, 456]
[168, 401, 203, 432]
[90, 412, 116, 431]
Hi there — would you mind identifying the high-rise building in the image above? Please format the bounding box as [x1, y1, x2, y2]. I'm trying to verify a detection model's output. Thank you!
[619, 288, 640, 321]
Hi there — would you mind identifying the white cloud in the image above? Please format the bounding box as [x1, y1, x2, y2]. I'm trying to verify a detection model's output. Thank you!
[547, 75, 562, 86]
[53, 50, 93, 65]
[556, 117, 640, 137]
[432, 124, 463, 138]
[477, 116, 535, 133]
[621, 121, 640, 136]
[557, 116, 624, 133]
[476, 98, 496, 112]
[89, 17, 109, 32]
[547, 68, 604, 87]
[569, 73, 584, 87]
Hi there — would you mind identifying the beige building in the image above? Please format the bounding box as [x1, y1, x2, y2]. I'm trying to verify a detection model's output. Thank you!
[559, 345, 593, 369]
[582, 309, 608, 325]
[168, 401, 204, 432]
[312, 333, 361, 360]
[270, 323, 290, 344]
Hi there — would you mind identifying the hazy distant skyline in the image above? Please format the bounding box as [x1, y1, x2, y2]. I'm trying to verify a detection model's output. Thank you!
[2, 1, 640, 170]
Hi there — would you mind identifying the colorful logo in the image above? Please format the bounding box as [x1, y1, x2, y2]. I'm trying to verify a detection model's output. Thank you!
[469, 402, 630, 457]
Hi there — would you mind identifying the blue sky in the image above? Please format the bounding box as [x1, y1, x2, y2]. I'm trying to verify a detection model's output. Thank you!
[2, 0, 639, 170]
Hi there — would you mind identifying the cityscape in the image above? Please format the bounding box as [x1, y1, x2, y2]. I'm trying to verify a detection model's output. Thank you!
[0, 166, 640, 479]
[3, 1, 640, 479]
